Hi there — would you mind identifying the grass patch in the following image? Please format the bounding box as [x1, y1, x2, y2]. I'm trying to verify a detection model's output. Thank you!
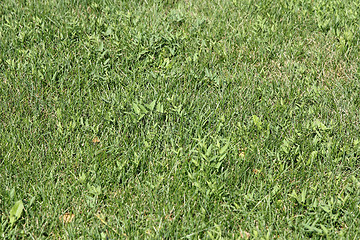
[1, 0, 360, 238]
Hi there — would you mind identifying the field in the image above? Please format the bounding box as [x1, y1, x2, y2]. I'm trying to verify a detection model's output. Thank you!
[1, 0, 360, 238]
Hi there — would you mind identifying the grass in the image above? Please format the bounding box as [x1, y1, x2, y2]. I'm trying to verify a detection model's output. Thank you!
[1, 0, 360, 238]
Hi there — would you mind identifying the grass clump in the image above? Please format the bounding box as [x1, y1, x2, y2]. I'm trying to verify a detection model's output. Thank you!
[1, 0, 360, 238]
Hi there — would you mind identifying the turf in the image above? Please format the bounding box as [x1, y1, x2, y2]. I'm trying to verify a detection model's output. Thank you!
[1, 0, 360, 238]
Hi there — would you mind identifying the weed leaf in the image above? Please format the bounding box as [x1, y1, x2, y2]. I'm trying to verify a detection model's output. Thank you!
[9, 200, 24, 225]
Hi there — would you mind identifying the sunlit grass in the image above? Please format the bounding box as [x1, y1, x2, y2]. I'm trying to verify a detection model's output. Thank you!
[1, 0, 360, 238]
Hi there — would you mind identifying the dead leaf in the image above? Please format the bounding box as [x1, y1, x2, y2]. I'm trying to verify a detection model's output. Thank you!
[240, 229, 250, 239]
[92, 137, 100, 144]
[60, 213, 75, 223]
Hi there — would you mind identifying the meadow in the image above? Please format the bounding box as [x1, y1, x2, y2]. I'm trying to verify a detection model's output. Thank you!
[1, 0, 360, 238]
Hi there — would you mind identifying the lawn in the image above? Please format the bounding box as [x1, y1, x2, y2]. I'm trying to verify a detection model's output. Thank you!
[1, 0, 360, 238]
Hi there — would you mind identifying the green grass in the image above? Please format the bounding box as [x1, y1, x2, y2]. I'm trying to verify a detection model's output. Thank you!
[1, 0, 360, 238]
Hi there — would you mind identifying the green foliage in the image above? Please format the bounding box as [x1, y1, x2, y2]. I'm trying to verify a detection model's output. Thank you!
[9, 200, 24, 225]
[1, 0, 360, 238]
